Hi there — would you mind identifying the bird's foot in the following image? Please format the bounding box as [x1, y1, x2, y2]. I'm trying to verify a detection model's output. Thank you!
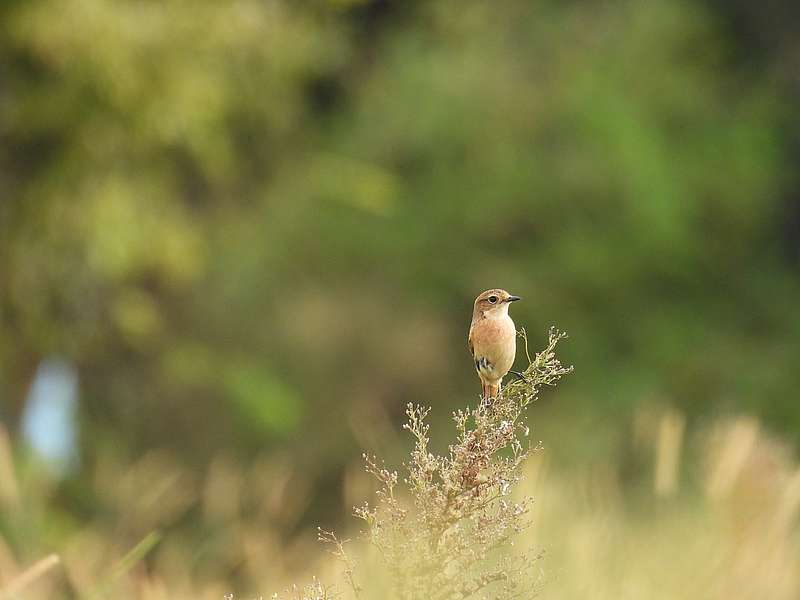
[509, 370, 527, 382]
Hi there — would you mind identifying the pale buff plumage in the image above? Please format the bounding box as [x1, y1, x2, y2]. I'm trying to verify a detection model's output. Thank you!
[468, 288, 521, 400]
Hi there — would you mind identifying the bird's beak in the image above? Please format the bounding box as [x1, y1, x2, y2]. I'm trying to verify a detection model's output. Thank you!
[506, 295, 522, 303]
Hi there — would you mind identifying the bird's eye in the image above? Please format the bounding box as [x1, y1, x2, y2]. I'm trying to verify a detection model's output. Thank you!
[488, 296, 498, 304]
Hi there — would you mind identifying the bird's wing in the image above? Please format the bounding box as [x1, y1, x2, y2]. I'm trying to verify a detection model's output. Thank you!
[468, 325, 475, 358]
[469, 325, 488, 374]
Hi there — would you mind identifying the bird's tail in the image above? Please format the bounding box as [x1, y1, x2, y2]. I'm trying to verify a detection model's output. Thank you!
[482, 380, 501, 401]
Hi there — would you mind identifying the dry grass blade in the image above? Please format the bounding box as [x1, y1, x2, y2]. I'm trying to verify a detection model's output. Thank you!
[0, 554, 61, 600]
[84, 531, 161, 600]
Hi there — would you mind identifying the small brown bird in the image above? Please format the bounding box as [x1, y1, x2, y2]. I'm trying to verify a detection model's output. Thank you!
[468, 289, 521, 400]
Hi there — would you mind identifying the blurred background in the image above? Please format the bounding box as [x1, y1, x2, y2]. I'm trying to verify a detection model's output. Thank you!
[1, 0, 800, 597]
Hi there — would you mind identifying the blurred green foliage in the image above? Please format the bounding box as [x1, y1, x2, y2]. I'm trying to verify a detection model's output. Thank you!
[1, 0, 799, 562]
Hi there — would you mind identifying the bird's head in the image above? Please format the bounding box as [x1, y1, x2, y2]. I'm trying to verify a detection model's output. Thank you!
[473, 288, 521, 319]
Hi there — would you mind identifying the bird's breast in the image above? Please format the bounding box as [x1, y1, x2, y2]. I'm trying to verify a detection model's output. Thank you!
[469, 315, 517, 379]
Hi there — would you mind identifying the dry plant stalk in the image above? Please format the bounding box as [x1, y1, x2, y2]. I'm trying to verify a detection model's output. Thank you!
[267, 577, 335, 600]
[344, 327, 572, 599]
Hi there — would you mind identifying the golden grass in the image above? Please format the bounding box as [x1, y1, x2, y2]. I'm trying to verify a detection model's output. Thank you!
[527, 414, 800, 600]
[1, 411, 799, 599]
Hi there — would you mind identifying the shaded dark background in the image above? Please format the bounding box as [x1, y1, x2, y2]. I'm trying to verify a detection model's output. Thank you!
[1, 0, 799, 593]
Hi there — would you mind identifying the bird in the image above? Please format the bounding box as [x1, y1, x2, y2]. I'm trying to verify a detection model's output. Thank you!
[468, 289, 521, 400]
